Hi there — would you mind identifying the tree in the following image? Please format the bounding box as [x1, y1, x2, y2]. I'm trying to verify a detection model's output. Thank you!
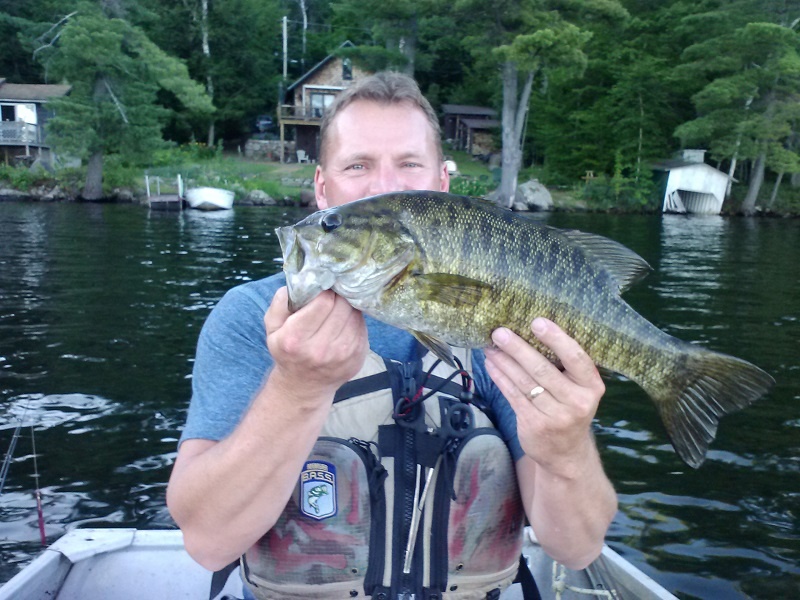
[38, 2, 213, 199]
[675, 20, 800, 214]
[455, 0, 628, 208]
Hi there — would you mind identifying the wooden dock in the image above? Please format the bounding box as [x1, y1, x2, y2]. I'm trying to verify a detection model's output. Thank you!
[147, 194, 183, 211]
[145, 174, 184, 211]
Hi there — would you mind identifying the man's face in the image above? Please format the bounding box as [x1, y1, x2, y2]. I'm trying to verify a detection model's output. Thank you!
[314, 99, 449, 209]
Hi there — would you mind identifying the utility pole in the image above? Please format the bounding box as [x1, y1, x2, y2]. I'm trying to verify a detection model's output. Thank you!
[282, 15, 288, 80]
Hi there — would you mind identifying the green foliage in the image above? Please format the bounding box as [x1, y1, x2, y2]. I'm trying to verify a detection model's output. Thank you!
[39, 2, 212, 162]
[337, 46, 408, 72]
[3, 0, 800, 212]
[449, 176, 493, 197]
[0, 164, 41, 191]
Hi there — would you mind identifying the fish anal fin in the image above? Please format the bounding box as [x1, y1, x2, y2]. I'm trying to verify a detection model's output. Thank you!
[416, 273, 492, 307]
[411, 330, 456, 366]
[560, 229, 651, 293]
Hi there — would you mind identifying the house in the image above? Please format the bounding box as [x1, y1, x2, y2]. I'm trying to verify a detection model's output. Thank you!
[653, 150, 733, 214]
[277, 41, 371, 163]
[0, 78, 71, 165]
[441, 104, 498, 156]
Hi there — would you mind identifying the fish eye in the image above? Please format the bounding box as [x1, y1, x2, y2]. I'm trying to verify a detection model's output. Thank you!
[321, 212, 343, 233]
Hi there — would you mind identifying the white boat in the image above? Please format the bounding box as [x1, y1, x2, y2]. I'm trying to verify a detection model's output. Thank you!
[0, 527, 677, 600]
[184, 186, 235, 211]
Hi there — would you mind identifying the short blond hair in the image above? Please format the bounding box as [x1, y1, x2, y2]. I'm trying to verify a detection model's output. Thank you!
[318, 71, 443, 166]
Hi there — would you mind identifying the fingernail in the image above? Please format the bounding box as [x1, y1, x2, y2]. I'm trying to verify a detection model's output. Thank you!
[532, 318, 547, 337]
[492, 327, 510, 345]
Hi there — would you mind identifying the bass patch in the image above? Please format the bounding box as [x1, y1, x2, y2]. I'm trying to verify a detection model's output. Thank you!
[300, 460, 337, 520]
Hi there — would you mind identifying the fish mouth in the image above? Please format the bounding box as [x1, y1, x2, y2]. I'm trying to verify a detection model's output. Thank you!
[275, 225, 334, 312]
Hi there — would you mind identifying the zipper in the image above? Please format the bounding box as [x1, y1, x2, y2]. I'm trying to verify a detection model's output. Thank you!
[398, 361, 422, 595]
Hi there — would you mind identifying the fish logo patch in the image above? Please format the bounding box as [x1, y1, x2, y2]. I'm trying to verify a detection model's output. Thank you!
[300, 461, 337, 520]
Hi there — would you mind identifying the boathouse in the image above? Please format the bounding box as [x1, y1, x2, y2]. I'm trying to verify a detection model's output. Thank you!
[441, 104, 499, 157]
[654, 149, 733, 214]
[277, 41, 372, 163]
[0, 78, 71, 165]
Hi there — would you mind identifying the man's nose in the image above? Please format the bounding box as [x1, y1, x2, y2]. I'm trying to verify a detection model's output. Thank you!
[368, 164, 403, 195]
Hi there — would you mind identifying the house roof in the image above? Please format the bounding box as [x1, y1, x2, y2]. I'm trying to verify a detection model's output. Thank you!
[442, 104, 497, 117]
[652, 159, 736, 180]
[0, 80, 71, 102]
[285, 41, 355, 93]
[460, 118, 499, 130]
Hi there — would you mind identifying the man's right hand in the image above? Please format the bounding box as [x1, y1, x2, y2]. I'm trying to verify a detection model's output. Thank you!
[265, 287, 368, 400]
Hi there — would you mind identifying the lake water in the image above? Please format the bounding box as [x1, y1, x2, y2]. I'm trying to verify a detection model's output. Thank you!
[0, 202, 798, 598]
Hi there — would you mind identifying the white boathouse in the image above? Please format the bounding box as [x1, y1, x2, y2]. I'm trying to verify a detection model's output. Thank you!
[654, 150, 733, 214]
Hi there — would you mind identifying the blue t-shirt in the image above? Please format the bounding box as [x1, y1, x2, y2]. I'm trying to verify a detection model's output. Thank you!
[181, 273, 524, 460]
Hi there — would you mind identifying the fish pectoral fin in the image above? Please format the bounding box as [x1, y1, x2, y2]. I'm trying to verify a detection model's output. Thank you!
[415, 273, 491, 307]
[411, 330, 456, 367]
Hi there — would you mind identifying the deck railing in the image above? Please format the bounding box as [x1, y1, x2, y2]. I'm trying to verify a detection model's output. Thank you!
[278, 105, 324, 122]
[0, 122, 42, 146]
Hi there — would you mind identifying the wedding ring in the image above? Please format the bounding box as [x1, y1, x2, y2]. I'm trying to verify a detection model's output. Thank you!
[528, 386, 545, 399]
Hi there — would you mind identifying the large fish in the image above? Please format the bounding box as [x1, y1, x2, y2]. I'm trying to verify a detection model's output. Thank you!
[276, 191, 774, 468]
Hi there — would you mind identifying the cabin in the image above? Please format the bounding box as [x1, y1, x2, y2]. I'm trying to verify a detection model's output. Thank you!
[0, 78, 71, 165]
[653, 150, 733, 215]
[278, 41, 371, 163]
[441, 104, 499, 157]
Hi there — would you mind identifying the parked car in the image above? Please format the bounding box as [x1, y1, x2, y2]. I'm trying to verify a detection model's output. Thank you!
[254, 114, 274, 133]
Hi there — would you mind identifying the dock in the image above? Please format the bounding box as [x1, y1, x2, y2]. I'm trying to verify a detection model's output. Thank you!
[145, 174, 184, 211]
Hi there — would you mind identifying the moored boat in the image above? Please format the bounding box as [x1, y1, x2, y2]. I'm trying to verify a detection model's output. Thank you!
[185, 186, 234, 211]
[0, 527, 677, 600]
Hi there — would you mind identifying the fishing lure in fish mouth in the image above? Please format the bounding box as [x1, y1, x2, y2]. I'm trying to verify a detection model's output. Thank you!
[277, 190, 775, 468]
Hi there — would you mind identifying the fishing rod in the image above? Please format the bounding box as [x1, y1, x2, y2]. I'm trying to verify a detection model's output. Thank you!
[31, 426, 46, 546]
[0, 421, 23, 496]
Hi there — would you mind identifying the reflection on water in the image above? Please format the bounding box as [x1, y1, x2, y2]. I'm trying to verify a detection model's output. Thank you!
[658, 215, 726, 322]
[1, 204, 799, 598]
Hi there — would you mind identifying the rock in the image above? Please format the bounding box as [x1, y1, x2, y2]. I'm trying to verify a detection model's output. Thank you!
[299, 189, 317, 208]
[244, 189, 276, 206]
[112, 188, 135, 203]
[515, 179, 553, 212]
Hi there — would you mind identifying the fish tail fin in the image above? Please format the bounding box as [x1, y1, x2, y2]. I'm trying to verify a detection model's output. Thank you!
[643, 348, 774, 468]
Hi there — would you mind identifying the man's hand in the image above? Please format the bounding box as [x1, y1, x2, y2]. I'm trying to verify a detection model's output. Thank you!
[265, 287, 369, 400]
[484, 317, 605, 480]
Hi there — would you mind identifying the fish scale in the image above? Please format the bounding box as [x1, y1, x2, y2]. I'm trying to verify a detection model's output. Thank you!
[276, 191, 774, 468]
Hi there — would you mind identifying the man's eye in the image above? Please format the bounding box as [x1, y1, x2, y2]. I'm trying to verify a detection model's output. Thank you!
[346, 164, 365, 171]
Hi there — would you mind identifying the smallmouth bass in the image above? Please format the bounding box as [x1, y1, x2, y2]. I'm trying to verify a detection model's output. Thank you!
[276, 191, 774, 468]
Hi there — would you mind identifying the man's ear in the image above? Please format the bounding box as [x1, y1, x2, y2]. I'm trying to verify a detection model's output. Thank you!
[314, 166, 329, 209]
[439, 162, 451, 193]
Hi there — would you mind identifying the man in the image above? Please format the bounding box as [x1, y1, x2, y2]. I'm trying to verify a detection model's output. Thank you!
[167, 72, 617, 599]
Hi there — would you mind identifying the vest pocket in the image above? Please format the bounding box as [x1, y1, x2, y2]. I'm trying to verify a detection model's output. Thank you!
[244, 437, 387, 600]
[427, 429, 524, 597]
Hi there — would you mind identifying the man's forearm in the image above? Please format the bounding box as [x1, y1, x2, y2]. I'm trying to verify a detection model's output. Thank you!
[167, 374, 333, 570]
[517, 440, 618, 570]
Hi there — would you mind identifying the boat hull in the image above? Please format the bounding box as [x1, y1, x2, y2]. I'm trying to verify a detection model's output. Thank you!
[0, 528, 677, 600]
[185, 187, 234, 211]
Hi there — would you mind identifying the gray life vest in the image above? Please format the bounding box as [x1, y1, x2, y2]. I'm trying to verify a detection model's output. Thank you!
[242, 347, 525, 600]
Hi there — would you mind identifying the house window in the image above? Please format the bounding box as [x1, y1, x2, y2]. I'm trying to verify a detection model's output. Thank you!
[1, 105, 15, 122]
[310, 93, 335, 118]
[342, 58, 352, 81]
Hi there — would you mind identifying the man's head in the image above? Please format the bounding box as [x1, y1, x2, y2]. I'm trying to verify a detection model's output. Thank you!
[314, 71, 449, 208]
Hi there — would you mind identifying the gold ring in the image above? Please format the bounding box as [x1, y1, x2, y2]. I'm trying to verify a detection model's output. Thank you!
[528, 386, 545, 399]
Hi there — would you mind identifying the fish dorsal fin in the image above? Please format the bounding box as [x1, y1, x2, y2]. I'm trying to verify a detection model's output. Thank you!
[415, 273, 492, 307]
[411, 330, 456, 366]
[559, 229, 651, 293]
